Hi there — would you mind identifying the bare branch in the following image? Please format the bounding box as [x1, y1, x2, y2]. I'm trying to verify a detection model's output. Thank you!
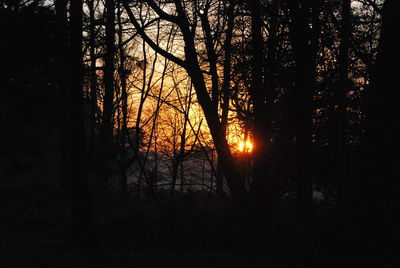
[145, 0, 181, 24]
[121, 0, 187, 68]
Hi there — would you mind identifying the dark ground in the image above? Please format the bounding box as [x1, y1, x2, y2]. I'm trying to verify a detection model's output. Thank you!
[1, 186, 398, 268]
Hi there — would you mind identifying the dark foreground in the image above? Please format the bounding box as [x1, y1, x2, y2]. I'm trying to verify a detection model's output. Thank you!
[1, 190, 399, 268]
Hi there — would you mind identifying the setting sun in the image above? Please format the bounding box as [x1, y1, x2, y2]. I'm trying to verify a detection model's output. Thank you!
[238, 139, 253, 153]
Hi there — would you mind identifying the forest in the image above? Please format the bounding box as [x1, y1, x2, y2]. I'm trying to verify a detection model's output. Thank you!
[1, 0, 399, 266]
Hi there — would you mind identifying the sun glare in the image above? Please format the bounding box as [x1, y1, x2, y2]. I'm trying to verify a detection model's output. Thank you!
[238, 139, 253, 153]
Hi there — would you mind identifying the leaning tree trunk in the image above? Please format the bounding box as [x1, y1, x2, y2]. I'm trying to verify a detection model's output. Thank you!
[122, 0, 246, 203]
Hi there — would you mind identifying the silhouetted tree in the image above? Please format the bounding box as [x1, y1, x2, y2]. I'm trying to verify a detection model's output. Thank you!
[88, 0, 99, 155]
[335, 0, 351, 221]
[56, 0, 94, 244]
[217, 0, 235, 197]
[101, 0, 116, 150]
[116, 0, 129, 195]
[287, 0, 321, 219]
[247, 0, 270, 209]
[359, 0, 400, 252]
[122, 0, 247, 202]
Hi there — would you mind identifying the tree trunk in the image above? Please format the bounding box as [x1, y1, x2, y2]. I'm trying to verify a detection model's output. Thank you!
[359, 0, 400, 253]
[187, 64, 246, 203]
[58, 0, 94, 244]
[101, 0, 115, 149]
[56, 0, 69, 189]
[117, 2, 128, 195]
[88, 0, 98, 156]
[335, 0, 351, 223]
[217, 1, 235, 197]
[261, 0, 279, 209]
[98, 0, 115, 194]
[288, 0, 320, 219]
[248, 0, 279, 210]
[179, 9, 246, 203]
[248, 0, 267, 205]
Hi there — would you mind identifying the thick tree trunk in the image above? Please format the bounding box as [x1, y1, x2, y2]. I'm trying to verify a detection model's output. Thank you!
[55, 0, 69, 189]
[288, 0, 320, 219]
[261, 0, 279, 209]
[217, 1, 235, 197]
[57, 0, 94, 244]
[248, 0, 269, 208]
[248, 0, 279, 210]
[181, 21, 246, 203]
[359, 0, 400, 253]
[188, 64, 246, 203]
[97, 0, 115, 194]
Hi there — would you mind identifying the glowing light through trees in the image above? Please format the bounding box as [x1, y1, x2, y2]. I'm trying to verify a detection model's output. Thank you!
[238, 139, 253, 153]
